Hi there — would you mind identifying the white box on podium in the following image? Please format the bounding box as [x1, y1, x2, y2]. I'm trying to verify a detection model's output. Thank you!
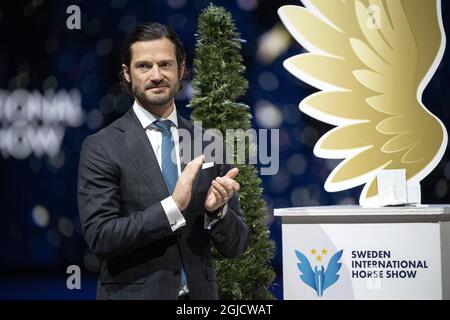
[274, 205, 450, 300]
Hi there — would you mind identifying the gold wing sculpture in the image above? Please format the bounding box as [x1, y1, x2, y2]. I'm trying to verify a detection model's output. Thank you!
[279, 0, 447, 206]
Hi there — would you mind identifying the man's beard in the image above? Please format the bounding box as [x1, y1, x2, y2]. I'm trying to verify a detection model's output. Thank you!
[131, 80, 179, 110]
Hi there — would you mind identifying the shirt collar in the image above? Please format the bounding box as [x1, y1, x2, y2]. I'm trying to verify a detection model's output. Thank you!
[132, 100, 179, 129]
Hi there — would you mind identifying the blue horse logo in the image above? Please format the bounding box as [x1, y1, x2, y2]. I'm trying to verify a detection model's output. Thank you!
[295, 249, 343, 296]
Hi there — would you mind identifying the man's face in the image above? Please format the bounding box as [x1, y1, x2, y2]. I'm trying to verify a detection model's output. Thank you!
[122, 38, 184, 111]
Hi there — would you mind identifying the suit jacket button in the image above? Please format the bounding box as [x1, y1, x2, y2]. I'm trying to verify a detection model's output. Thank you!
[217, 233, 225, 241]
[173, 270, 181, 276]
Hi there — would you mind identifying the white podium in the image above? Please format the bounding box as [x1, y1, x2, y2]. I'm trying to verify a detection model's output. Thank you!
[274, 205, 450, 300]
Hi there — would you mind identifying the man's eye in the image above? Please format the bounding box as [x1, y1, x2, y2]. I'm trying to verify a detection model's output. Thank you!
[138, 64, 149, 69]
[160, 63, 171, 69]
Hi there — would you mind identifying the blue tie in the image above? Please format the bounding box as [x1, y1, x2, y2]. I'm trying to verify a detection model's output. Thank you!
[153, 119, 188, 294]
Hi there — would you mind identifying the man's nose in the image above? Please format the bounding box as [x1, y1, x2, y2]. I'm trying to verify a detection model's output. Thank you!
[149, 66, 163, 82]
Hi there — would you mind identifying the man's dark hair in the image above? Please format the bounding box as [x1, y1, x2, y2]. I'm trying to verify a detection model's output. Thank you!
[119, 22, 188, 95]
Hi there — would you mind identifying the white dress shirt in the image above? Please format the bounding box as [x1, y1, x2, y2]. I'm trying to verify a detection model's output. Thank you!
[132, 101, 226, 232]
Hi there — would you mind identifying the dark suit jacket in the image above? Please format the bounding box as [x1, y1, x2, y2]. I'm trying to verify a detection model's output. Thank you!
[77, 108, 250, 300]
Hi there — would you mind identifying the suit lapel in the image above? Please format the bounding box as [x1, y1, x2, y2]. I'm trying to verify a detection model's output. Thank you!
[114, 109, 169, 201]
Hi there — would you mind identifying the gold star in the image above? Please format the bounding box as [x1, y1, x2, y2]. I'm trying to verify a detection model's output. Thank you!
[316, 255, 322, 262]
[310, 249, 317, 255]
[322, 249, 328, 255]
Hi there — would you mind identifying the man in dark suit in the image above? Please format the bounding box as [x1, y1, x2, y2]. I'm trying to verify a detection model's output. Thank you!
[77, 22, 250, 300]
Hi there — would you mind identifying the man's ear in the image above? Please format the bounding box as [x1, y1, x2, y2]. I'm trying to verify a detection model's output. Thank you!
[122, 64, 131, 83]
